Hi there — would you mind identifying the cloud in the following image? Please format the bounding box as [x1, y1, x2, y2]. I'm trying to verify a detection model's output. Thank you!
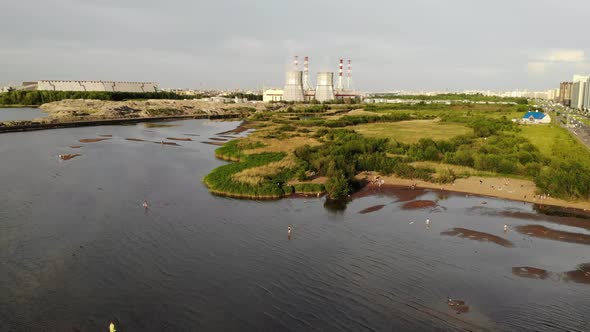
[545, 49, 585, 63]
[528, 62, 546, 73]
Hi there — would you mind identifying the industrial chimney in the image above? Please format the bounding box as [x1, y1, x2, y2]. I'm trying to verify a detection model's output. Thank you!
[336, 59, 344, 91]
[315, 72, 335, 102]
[302, 56, 313, 91]
[346, 60, 353, 91]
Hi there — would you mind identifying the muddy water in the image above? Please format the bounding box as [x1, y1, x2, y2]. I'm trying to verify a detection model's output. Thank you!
[1, 120, 590, 331]
[0, 107, 47, 121]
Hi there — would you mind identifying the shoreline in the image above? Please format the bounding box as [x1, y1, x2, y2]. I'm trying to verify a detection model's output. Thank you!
[0, 113, 245, 134]
[358, 172, 590, 212]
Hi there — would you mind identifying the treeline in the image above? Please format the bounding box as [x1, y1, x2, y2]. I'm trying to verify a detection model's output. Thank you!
[297, 113, 418, 128]
[0, 90, 200, 105]
[225, 92, 262, 101]
[372, 93, 528, 104]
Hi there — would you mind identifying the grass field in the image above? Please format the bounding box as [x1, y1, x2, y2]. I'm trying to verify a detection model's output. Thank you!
[355, 120, 472, 143]
[520, 124, 572, 156]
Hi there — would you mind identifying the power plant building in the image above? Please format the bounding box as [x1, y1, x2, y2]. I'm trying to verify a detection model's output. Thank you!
[315, 72, 335, 102]
[283, 71, 305, 102]
[263, 88, 284, 102]
[264, 56, 357, 103]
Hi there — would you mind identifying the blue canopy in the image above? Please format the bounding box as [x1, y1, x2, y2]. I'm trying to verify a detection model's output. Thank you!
[523, 112, 545, 119]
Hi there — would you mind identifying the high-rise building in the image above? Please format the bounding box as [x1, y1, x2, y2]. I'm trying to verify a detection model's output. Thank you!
[584, 77, 590, 111]
[559, 82, 573, 106]
[571, 75, 589, 110]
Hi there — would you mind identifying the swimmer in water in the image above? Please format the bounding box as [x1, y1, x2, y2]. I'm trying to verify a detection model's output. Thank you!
[143, 200, 149, 209]
[110, 322, 116, 332]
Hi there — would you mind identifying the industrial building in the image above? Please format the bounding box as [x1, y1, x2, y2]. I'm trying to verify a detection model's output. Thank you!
[18, 80, 159, 93]
[264, 56, 359, 103]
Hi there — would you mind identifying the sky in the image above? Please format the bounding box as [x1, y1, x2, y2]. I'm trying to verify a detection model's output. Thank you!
[1, 0, 589, 91]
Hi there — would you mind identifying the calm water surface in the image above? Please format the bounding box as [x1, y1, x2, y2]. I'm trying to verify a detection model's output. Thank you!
[1, 120, 589, 331]
[0, 107, 47, 121]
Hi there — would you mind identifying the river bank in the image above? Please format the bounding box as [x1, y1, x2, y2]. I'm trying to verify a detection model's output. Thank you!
[0, 113, 246, 133]
[0, 98, 264, 133]
[357, 172, 590, 211]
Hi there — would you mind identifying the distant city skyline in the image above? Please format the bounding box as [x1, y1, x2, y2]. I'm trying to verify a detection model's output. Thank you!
[2, 0, 590, 91]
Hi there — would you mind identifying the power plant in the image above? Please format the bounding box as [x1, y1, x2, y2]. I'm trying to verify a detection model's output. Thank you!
[268, 56, 359, 103]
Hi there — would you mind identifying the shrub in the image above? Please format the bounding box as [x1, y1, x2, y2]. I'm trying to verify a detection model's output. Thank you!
[325, 171, 351, 199]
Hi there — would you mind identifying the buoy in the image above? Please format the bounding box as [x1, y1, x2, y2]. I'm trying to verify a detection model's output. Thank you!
[504, 224, 508, 232]
[426, 219, 430, 225]
[110, 322, 116, 332]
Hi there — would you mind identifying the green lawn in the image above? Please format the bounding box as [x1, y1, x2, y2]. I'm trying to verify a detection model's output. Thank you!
[520, 124, 574, 156]
[355, 120, 472, 143]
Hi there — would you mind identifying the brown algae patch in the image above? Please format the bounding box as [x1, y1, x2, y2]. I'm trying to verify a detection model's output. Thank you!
[216, 122, 249, 135]
[501, 211, 590, 231]
[358, 204, 386, 214]
[201, 141, 225, 146]
[79, 138, 111, 143]
[166, 137, 193, 141]
[59, 154, 81, 161]
[70, 145, 82, 149]
[154, 141, 180, 146]
[515, 225, 590, 245]
[209, 137, 228, 141]
[99, 134, 112, 137]
[352, 184, 427, 202]
[512, 266, 550, 279]
[402, 200, 437, 210]
[125, 138, 147, 142]
[441, 228, 514, 247]
[563, 263, 590, 284]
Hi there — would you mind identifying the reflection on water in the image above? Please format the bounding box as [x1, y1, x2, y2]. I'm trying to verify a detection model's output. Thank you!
[1, 119, 590, 331]
[0, 107, 47, 121]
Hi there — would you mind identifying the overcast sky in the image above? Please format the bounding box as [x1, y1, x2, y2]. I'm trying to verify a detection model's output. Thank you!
[1, 0, 589, 91]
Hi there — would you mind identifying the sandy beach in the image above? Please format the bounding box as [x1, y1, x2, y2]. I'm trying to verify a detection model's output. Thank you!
[358, 172, 590, 211]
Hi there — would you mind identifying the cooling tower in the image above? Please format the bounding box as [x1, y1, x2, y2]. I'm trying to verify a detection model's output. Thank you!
[315, 72, 335, 102]
[283, 71, 305, 102]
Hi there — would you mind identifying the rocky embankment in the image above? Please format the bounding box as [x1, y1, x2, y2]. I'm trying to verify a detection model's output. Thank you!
[37, 99, 262, 121]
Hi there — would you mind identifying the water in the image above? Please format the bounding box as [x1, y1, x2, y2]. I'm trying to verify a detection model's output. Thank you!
[1, 119, 589, 331]
[0, 108, 47, 122]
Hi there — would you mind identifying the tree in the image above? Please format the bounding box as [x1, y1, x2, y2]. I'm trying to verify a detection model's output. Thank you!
[325, 171, 350, 199]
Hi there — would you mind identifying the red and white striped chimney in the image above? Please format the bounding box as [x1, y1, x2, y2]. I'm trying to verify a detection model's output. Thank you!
[346, 60, 352, 90]
[336, 58, 344, 91]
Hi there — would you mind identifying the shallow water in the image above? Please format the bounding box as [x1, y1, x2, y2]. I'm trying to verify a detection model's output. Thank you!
[1, 119, 589, 331]
[0, 107, 47, 121]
